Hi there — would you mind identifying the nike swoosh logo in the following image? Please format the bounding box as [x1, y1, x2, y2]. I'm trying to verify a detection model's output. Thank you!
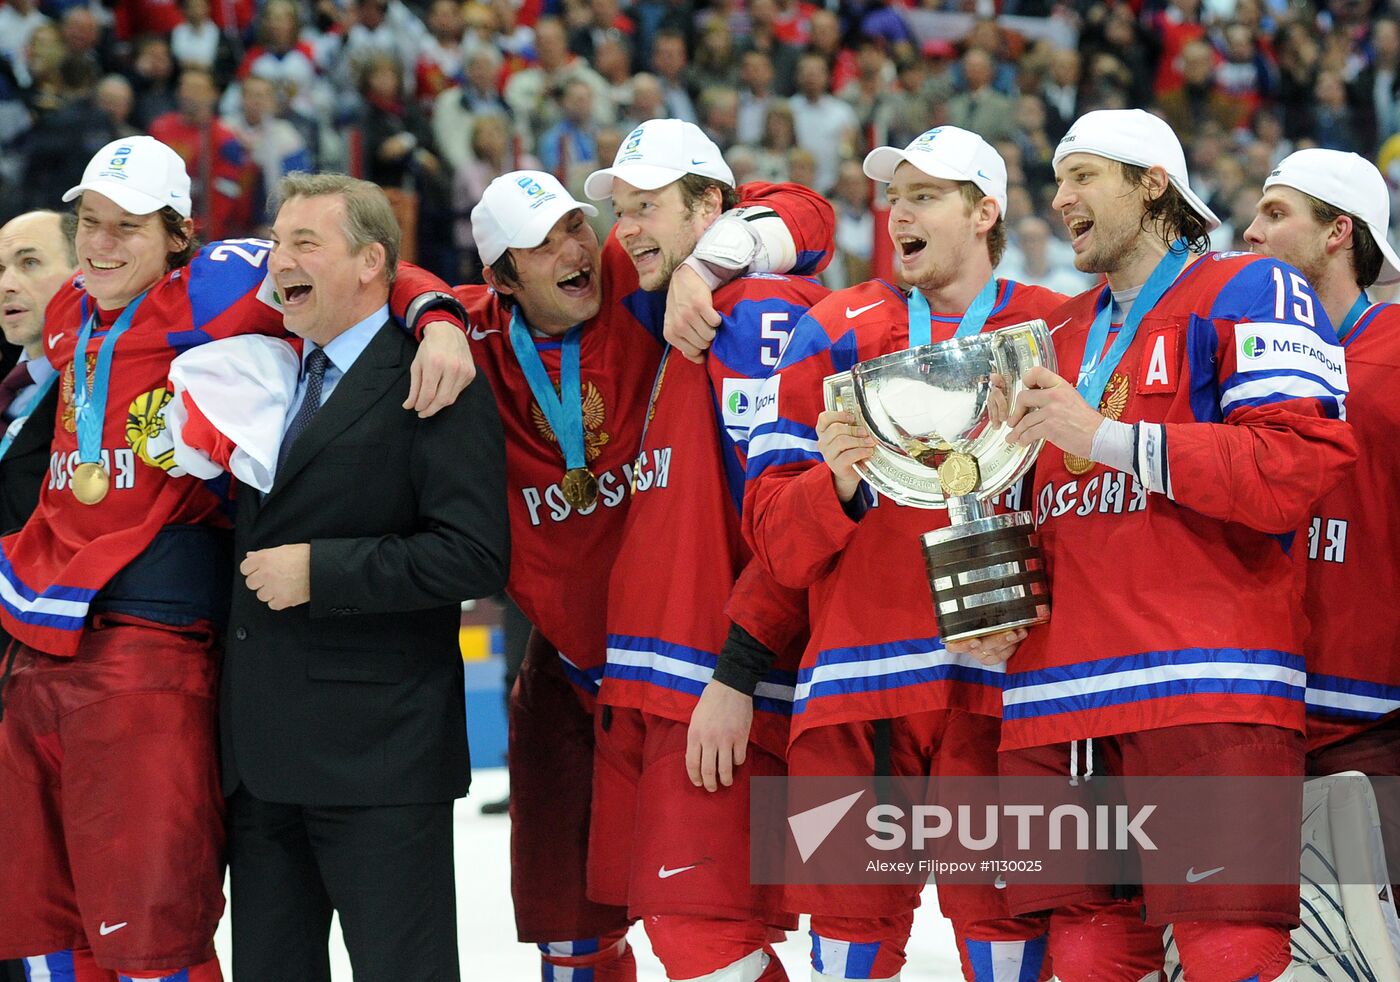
[846, 300, 885, 319]
[99, 921, 128, 936]
[469, 327, 501, 340]
[1185, 865, 1225, 882]
[977, 169, 990, 180]
[690, 159, 706, 165]
[657, 864, 698, 879]
[47, 333, 62, 347]
[1049, 319, 1072, 335]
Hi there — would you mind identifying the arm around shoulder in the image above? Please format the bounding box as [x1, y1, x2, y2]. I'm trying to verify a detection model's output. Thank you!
[309, 373, 510, 617]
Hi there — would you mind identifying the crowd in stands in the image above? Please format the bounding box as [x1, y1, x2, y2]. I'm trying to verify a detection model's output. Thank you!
[1, 0, 1399, 298]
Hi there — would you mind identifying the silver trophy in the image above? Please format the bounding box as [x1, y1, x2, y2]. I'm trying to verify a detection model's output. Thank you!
[823, 320, 1055, 642]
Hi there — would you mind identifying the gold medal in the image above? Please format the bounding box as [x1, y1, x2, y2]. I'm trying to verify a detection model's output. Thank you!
[561, 467, 598, 509]
[937, 451, 980, 497]
[71, 461, 110, 505]
[1063, 452, 1093, 476]
[1063, 372, 1130, 478]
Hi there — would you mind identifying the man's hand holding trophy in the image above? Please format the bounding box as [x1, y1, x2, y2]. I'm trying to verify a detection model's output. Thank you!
[821, 320, 1059, 668]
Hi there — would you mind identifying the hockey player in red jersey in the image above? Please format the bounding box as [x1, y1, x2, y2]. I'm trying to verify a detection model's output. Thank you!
[580, 118, 830, 982]
[0, 136, 474, 982]
[743, 127, 1064, 982]
[458, 156, 833, 980]
[1243, 149, 1400, 767]
[1242, 151, 1400, 914]
[967, 109, 1358, 982]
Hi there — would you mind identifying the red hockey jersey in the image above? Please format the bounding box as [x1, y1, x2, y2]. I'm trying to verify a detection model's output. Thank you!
[602, 272, 830, 757]
[743, 278, 1067, 740]
[1299, 300, 1400, 751]
[0, 243, 458, 657]
[457, 182, 834, 707]
[1000, 252, 1358, 750]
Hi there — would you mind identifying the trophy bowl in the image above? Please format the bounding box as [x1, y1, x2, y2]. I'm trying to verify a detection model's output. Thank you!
[822, 320, 1056, 642]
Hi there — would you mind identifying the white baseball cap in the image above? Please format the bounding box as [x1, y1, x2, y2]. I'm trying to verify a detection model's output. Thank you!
[1264, 148, 1400, 285]
[583, 119, 734, 201]
[1053, 109, 1220, 232]
[863, 126, 1009, 215]
[63, 136, 192, 219]
[471, 170, 598, 266]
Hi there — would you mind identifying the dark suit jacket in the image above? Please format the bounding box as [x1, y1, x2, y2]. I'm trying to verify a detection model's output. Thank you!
[220, 321, 509, 807]
[0, 381, 58, 535]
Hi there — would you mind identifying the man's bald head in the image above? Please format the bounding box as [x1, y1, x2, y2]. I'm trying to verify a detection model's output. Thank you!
[0, 211, 78, 356]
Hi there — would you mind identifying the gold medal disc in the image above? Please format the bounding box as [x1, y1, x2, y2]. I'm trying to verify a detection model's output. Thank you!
[561, 467, 599, 509]
[937, 451, 980, 497]
[71, 461, 110, 505]
[1063, 452, 1094, 476]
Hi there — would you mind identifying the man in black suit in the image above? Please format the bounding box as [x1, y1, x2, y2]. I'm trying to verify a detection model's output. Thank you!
[0, 209, 76, 982]
[220, 173, 509, 981]
[0, 211, 76, 534]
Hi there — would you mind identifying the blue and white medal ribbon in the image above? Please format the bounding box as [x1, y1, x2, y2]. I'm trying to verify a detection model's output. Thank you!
[507, 309, 596, 508]
[70, 292, 149, 504]
[907, 277, 1000, 348]
[1336, 291, 1371, 346]
[1076, 239, 1189, 409]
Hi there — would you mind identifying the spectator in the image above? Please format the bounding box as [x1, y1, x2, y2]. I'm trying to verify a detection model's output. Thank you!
[883, 48, 954, 149]
[1014, 93, 1057, 190]
[452, 112, 539, 277]
[1276, 21, 1321, 141]
[467, 0, 534, 64]
[593, 34, 635, 93]
[617, 70, 665, 131]
[999, 215, 1093, 294]
[953, 18, 1019, 97]
[236, 0, 324, 122]
[839, 38, 897, 148]
[738, 0, 799, 96]
[566, 0, 635, 62]
[0, 0, 48, 87]
[724, 142, 758, 185]
[129, 34, 179, 129]
[356, 54, 441, 190]
[170, 0, 237, 87]
[537, 76, 598, 183]
[827, 158, 873, 290]
[1148, 0, 1209, 97]
[649, 28, 697, 122]
[332, 0, 428, 105]
[735, 49, 777, 146]
[947, 49, 1016, 143]
[691, 19, 739, 92]
[59, 8, 106, 75]
[95, 72, 139, 138]
[224, 74, 312, 226]
[503, 17, 612, 147]
[788, 50, 858, 193]
[431, 47, 509, 175]
[1310, 69, 1362, 152]
[415, 0, 469, 106]
[150, 66, 257, 239]
[19, 22, 65, 118]
[1351, 18, 1400, 152]
[807, 9, 855, 92]
[698, 84, 738, 150]
[1040, 46, 1080, 140]
[18, 54, 115, 213]
[787, 144, 816, 188]
[1159, 39, 1250, 141]
[753, 101, 795, 182]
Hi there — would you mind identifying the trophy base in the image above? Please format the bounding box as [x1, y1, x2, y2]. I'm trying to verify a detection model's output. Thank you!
[920, 512, 1050, 644]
